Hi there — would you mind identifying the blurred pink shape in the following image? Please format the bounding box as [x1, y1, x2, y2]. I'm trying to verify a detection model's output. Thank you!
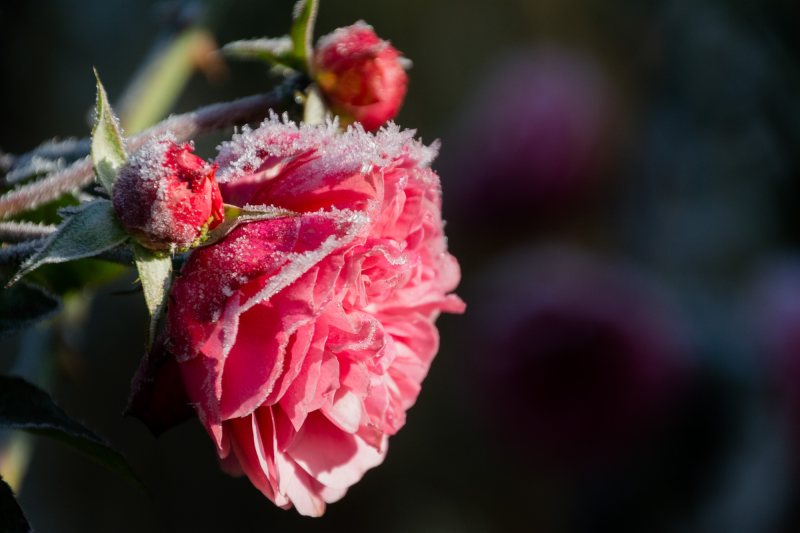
[447, 47, 617, 222]
[469, 248, 692, 465]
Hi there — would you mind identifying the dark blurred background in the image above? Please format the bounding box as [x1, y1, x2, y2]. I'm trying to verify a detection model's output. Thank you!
[2, 0, 800, 531]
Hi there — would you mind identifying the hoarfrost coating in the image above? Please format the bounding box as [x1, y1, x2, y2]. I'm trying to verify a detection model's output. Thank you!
[131, 116, 463, 515]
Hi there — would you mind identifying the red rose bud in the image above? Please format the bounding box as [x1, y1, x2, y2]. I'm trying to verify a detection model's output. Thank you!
[314, 21, 408, 131]
[112, 135, 224, 251]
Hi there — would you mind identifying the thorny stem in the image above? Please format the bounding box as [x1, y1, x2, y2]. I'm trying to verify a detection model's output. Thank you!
[9, 138, 90, 164]
[1, 138, 91, 187]
[0, 78, 301, 220]
[0, 221, 57, 242]
[3, 157, 68, 187]
[0, 240, 45, 263]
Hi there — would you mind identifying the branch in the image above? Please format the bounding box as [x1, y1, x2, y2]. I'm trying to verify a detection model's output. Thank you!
[1, 138, 90, 187]
[0, 221, 57, 243]
[0, 240, 43, 264]
[16, 137, 90, 161]
[3, 157, 68, 186]
[0, 79, 300, 220]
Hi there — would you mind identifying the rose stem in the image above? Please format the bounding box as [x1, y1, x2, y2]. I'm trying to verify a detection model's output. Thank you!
[0, 78, 301, 220]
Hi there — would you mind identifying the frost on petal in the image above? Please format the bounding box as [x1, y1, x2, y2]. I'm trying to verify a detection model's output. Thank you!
[112, 134, 223, 250]
[168, 209, 367, 439]
[216, 115, 437, 211]
[168, 208, 367, 362]
[161, 114, 463, 516]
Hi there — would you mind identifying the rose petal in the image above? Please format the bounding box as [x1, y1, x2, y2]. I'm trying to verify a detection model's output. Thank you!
[287, 412, 385, 489]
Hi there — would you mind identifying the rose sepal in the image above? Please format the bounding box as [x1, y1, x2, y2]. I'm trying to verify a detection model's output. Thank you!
[220, 0, 319, 74]
[91, 69, 127, 194]
[199, 203, 296, 247]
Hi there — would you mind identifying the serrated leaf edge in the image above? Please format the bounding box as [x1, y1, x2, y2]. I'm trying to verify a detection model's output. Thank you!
[91, 69, 128, 194]
[6, 200, 129, 287]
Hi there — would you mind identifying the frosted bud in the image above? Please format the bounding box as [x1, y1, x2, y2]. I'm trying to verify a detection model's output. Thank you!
[314, 21, 408, 131]
[112, 136, 224, 251]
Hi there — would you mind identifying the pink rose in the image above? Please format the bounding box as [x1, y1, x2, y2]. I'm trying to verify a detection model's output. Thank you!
[134, 117, 463, 515]
[112, 135, 224, 251]
[314, 22, 409, 132]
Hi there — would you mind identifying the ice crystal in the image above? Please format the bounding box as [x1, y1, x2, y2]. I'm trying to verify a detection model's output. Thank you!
[215, 113, 438, 186]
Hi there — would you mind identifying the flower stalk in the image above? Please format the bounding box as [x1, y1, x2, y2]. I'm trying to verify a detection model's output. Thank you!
[0, 78, 301, 220]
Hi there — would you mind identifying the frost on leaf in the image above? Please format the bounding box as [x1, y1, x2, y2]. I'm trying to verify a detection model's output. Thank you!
[222, 37, 295, 69]
[91, 70, 127, 194]
[7, 200, 128, 286]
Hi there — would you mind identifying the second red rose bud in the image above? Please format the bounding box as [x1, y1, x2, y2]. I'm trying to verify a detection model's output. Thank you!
[314, 21, 408, 131]
[112, 136, 224, 251]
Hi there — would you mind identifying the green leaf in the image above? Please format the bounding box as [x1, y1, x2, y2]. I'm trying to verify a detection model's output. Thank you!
[0, 281, 60, 336]
[27, 259, 127, 297]
[222, 36, 297, 70]
[0, 375, 144, 492]
[119, 28, 217, 134]
[0, 475, 30, 533]
[7, 200, 129, 287]
[91, 69, 128, 194]
[290, 0, 319, 72]
[202, 204, 296, 247]
[133, 244, 172, 346]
